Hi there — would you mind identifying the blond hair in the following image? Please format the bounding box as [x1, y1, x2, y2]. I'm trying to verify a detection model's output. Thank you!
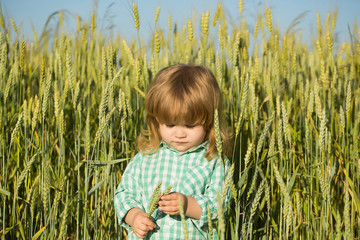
[137, 64, 231, 160]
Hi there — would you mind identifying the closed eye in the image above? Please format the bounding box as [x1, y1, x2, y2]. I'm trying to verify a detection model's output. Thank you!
[165, 124, 175, 128]
[185, 124, 197, 128]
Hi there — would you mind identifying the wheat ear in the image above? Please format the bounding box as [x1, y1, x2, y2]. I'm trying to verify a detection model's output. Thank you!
[147, 181, 173, 218]
[15, 153, 38, 195]
[10, 111, 23, 146]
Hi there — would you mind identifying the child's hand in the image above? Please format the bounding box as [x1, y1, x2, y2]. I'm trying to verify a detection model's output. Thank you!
[125, 208, 156, 239]
[158, 192, 187, 216]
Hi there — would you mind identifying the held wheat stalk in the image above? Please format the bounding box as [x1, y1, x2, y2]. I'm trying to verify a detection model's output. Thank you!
[147, 181, 173, 218]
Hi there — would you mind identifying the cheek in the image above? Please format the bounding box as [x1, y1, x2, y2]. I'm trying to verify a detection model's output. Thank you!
[159, 126, 172, 140]
[159, 128, 166, 139]
[195, 128, 207, 141]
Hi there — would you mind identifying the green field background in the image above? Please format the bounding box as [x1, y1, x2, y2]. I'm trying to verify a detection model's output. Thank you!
[0, 2, 359, 239]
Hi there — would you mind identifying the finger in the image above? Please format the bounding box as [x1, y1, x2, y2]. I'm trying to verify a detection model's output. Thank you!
[159, 205, 179, 215]
[141, 217, 156, 230]
[159, 199, 178, 206]
[159, 200, 171, 206]
[134, 229, 148, 239]
[137, 215, 156, 229]
[137, 224, 150, 232]
[159, 200, 178, 209]
[144, 219, 156, 229]
[161, 193, 177, 201]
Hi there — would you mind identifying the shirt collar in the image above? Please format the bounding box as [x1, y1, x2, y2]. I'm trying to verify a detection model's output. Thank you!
[159, 140, 209, 154]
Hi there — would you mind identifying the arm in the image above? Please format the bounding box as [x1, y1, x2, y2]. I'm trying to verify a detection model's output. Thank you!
[185, 157, 230, 228]
[114, 154, 147, 228]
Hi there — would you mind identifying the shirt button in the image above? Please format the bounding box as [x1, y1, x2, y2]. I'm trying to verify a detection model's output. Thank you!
[169, 221, 175, 226]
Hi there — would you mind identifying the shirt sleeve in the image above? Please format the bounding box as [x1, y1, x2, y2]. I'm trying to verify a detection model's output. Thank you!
[114, 153, 145, 229]
[189, 156, 231, 230]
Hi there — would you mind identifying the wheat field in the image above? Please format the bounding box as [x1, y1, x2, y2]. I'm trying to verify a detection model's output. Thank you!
[0, 2, 359, 239]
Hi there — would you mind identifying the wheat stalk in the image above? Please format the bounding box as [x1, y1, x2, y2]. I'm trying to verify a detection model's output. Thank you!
[154, 30, 160, 54]
[256, 114, 273, 158]
[20, 39, 25, 71]
[54, 88, 60, 123]
[247, 168, 258, 201]
[339, 106, 345, 138]
[207, 206, 214, 240]
[42, 72, 52, 121]
[30, 176, 40, 220]
[59, 110, 65, 138]
[201, 11, 210, 36]
[147, 181, 173, 218]
[238, 0, 243, 14]
[11, 18, 17, 34]
[335, 210, 342, 240]
[345, 82, 351, 121]
[265, 7, 272, 33]
[42, 159, 51, 214]
[66, 51, 75, 95]
[73, 81, 80, 110]
[317, 166, 330, 204]
[332, 9, 338, 31]
[249, 178, 266, 223]
[154, 6, 161, 24]
[268, 131, 276, 157]
[276, 119, 284, 159]
[10, 111, 23, 146]
[85, 111, 91, 157]
[15, 153, 38, 195]
[90, 11, 96, 34]
[244, 142, 253, 170]
[57, 187, 69, 240]
[187, 19, 193, 42]
[221, 163, 235, 203]
[167, 14, 172, 32]
[147, 189, 159, 217]
[94, 107, 116, 145]
[132, 3, 140, 32]
[281, 102, 291, 144]
[344, 186, 352, 239]
[3, 69, 12, 105]
[178, 196, 189, 240]
[273, 163, 293, 234]
[319, 109, 327, 153]
[216, 190, 226, 237]
[31, 97, 40, 132]
[53, 175, 68, 216]
[214, 109, 223, 162]
[212, 3, 222, 27]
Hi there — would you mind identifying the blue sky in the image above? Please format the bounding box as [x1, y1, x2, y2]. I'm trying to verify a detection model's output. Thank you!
[1, 0, 359, 47]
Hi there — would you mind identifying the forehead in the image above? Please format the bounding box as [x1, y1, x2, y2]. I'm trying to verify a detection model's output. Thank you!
[155, 96, 208, 124]
[156, 112, 204, 125]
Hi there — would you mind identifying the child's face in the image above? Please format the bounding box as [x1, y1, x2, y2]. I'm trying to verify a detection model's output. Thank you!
[158, 123, 207, 153]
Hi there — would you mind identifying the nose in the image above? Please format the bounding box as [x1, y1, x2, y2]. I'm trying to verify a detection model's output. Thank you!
[174, 126, 186, 138]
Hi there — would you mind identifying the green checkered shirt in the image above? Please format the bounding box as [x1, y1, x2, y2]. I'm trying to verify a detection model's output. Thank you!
[114, 141, 230, 239]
